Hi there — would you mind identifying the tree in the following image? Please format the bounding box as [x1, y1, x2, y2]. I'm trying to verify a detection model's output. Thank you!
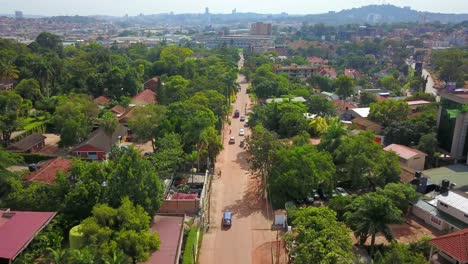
[334, 131, 400, 189]
[417, 133, 438, 168]
[307, 95, 336, 117]
[158, 75, 190, 105]
[269, 144, 335, 208]
[284, 207, 354, 264]
[53, 94, 99, 147]
[379, 76, 402, 95]
[246, 125, 281, 198]
[368, 100, 410, 127]
[0, 50, 19, 80]
[377, 183, 420, 214]
[152, 133, 185, 179]
[107, 147, 164, 215]
[15, 78, 43, 102]
[0, 91, 27, 146]
[360, 92, 377, 107]
[335, 75, 354, 100]
[345, 192, 403, 256]
[128, 104, 167, 151]
[34, 32, 63, 56]
[318, 117, 347, 154]
[79, 197, 160, 263]
[99, 110, 119, 154]
[375, 242, 427, 264]
[309, 116, 329, 137]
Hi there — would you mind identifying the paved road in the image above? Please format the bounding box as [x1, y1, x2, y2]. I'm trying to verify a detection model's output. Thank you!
[411, 62, 439, 101]
[199, 55, 286, 264]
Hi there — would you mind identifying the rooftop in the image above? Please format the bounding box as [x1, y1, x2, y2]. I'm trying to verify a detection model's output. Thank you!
[383, 144, 426, 160]
[431, 228, 468, 262]
[131, 89, 156, 105]
[145, 215, 184, 264]
[93, 95, 111, 105]
[415, 200, 468, 230]
[350, 107, 370, 118]
[436, 191, 468, 215]
[0, 210, 56, 260]
[24, 157, 73, 184]
[265, 97, 307, 104]
[351, 116, 382, 134]
[72, 124, 128, 153]
[7, 133, 46, 152]
[423, 165, 468, 192]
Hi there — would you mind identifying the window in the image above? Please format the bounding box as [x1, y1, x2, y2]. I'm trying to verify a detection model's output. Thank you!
[440, 202, 449, 208]
[464, 214, 468, 218]
[88, 152, 97, 155]
[76, 152, 81, 157]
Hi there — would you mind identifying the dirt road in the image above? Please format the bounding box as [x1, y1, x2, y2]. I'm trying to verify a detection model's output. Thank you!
[199, 55, 287, 264]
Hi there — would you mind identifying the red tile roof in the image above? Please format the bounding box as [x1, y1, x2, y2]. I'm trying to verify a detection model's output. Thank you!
[431, 228, 468, 262]
[110, 105, 126, 115]
[383, 144, 427, 160]
[0, 210, 56, 260]
[94, 96, 111, 105]
[131, 89, 156, 105]
[24, 157, 73, 184]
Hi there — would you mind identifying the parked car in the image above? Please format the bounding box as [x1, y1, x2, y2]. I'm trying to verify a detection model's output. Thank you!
[335, 187, 349, 196]
[239, 128, 245, 136]
[240, 116, 245, 121]
[244, 119, 249, 127]
[229, 137, 235, 144]
[223, 211, 232, 227]
[233, 109, 240, 118]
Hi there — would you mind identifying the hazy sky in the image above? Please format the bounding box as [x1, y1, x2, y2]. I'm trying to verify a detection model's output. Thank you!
[1, 0, 467, 16]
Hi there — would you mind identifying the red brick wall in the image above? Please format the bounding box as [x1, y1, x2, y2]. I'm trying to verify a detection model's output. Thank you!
[159, 199, 200, 214]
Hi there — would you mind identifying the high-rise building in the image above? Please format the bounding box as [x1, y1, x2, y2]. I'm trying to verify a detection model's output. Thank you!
[250, 22, 272, 36]
[205, 7, 210, 15]
[15, 11, 23, 20]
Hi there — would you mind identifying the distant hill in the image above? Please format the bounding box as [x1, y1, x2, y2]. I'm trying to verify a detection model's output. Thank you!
[300, 5, 468, 25]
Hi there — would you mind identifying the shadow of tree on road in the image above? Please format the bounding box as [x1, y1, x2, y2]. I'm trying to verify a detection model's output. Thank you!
[232, 149, 251, 171]
[222, 175, 273, 220]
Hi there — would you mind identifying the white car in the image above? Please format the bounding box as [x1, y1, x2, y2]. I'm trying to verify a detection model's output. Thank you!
[229, 137, 235, 144]
[239, 129, 245, 136]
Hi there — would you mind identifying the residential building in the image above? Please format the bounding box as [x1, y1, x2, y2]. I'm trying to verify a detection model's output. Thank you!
[384, 144, 427, 171]
[0, 209, 56, 263]
[413, 190, 468, 232]
[131, 89, 156, 105]
[110, 105, 127, 117]
[274, 64, 318, 81]
[265, 97, 307, 104]
[307, 56, 328, 67]
[345, 107, 370, 119]
[206, 35, 275, 52]
[93, 95, 111, 105]
[250, 22, 272, 36]
[351, 117, 382, 135]
[71, 125, 128, 160]
[23, 157, 73, 185]
[437, 90, 468, 161]
[7, 134, 46, 153]
[430, 228, 468, 264]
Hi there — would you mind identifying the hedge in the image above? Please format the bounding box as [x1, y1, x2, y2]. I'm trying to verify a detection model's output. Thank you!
[182, 227, 198, 264]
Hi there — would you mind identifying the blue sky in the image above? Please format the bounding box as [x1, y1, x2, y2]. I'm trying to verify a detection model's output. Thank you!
[1, 0, 467, 16]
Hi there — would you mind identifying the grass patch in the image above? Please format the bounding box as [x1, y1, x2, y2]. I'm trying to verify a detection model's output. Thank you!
[182, 227, 198, 264]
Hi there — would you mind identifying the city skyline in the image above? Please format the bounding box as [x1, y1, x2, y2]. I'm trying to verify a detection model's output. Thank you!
[1, 0, 467, 16]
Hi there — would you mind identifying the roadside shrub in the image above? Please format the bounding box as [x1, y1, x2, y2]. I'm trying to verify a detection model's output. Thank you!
[182, 227, 198, 264]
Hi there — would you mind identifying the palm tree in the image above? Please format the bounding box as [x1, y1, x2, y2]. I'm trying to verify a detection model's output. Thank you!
[318, 117, 347, 153]
[345, 193, 402, 256]
[0, 60, 19, 80]
[99, 110, 118, 158]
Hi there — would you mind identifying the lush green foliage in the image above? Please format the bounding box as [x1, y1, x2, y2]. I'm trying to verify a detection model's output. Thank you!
[368, 100, 410, 127]
[285, 207, 353, 264]
[182, 227, 198, 264]
[375, 242, 428, 264]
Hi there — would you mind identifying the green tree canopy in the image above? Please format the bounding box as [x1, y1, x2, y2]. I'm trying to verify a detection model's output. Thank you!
[345, 192, 403, 256]
[285, 207, 354, 264]
[269, 144, 335, 208]
[368, 100, 410, 127]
